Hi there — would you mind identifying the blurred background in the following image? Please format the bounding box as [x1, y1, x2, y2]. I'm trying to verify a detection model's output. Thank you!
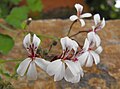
[0, 0, 120, 29]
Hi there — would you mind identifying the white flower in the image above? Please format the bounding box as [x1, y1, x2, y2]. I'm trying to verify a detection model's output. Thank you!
[70, 3, 92, 27]
[46, 37, 83, 83]
[87, 14, 105, 47]
[17, 33, 50, 80]
[78, 38, 103, 67]
[93, 14, 105, 31]
[60, 36, 79, 54]
[64, 60, 84, 83]
[87, 30, 101, 47]
[47, 59, 81, 83]
[115, 0, 120, 8]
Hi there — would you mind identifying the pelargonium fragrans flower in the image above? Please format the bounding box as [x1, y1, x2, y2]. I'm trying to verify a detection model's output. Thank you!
[17, 33, 50, 80]
[78, 38, 103, 67]
[13, 3, 106, 84]
[87, 14, 105, 47]
[46, 37, 83, 83]
[70, 3, 92, 27]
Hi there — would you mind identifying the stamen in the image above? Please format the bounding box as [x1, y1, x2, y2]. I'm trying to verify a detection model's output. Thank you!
[29, 45, 32, 49]
[88, 48, 92, 50]
[35, 47, 37, 49]
[73, 58, 78, 62]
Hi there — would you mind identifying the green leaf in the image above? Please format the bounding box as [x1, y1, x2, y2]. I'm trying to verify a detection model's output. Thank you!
[0, 69, 11, 78]
[9, 0, 21, 5]
[0, 34, 14, 54]
[0, 76, 2, 80]
[21, 21, 27, 30]
[27, 0, 43, 12]
[0, 2, 10, 18]
[5, 6, 29, 28]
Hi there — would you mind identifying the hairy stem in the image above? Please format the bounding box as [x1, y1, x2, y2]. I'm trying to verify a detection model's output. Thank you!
[67, 20, 77, 36]
[48, 44, 53, 53]
[69, 30, 89, 38]
[72, 39, 83, 49]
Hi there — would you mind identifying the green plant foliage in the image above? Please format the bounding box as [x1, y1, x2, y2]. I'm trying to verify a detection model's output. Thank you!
[0, 34, 14, 55]
[0, 69, 11, 77]
[21, 21, 27, 30]
[0, 1, 10, 18]
[86, 0, 120, 19]
[0, 0, 43, 29]
[27, 0, 43, 12]
[0, 0, 21, 18]
[10, 0, 21, 5]
[5, 6, 29, 28]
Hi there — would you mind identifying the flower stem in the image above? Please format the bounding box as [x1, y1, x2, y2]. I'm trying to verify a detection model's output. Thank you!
[37, 34, 59, 40]
[72, 39, 83, 49]
[0, 23, 14, 32]
[69, 30, 89, 38]
[67, 20, 77, 36]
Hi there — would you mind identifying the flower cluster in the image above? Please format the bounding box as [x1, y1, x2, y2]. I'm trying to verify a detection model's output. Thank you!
[17, 4, 105, 83]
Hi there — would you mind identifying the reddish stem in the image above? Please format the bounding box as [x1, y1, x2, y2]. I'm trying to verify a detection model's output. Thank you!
[69, 30, 89, 38]
[67, 20, 77, 36]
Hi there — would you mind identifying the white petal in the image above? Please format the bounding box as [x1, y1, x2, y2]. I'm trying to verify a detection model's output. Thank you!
[60, 37, 72, 51]
[74, 61, 84, 77]
[80, 13, 92, 18]
[87, 32, 96, 48]
[64, 67, 74, 82]
[79, 19, 85, 27]
[70, 74, 80, 83]
[83, 38, 90, 51]
[27, 61, 37, 80]
[17, 58, 31, 76]
[77, 52, 89, 66]
[94, 34, 101, 47]
[65, 60, 79, 76]
[46, 59, 62, 76]
[65, 67, 82, 83]
[68, 60, 80, 73]
[71, 40, 79, 53]
[70, 15, 78, 21]
[32, 34, 40, 48]
[23, 33, 31, 48]
[74, 60, 81, 69]
[86, 54, 93, 67]
[91, 51, 100, 65]
[94, 14, 100, 26]
[54, 62, 65, 81]
[60, 37, 66, 51]
[75, 4, 83, 13]
[80, 68, 84, 77]
[88, 32, 100, 47]
[95, 46, 103, 54]
[87, 32, 94, 44]
[60, 37, 78, 53]
[34, 58, 50, 71]
[101, 18, 105, 28]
